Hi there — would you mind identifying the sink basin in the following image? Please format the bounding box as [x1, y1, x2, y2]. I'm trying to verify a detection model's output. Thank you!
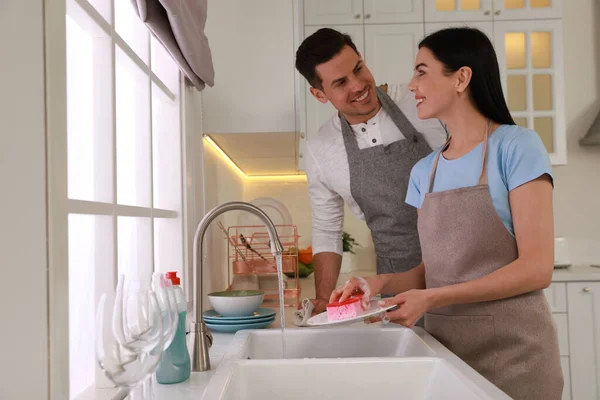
[200, 326, 511, 399]
[242, 326, 435, 359]
[221, 358, 497, 400]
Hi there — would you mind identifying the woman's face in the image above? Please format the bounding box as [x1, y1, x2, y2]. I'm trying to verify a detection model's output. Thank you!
[408, 47, 459, 120]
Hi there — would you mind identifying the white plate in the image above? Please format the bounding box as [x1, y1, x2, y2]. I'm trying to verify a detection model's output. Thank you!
[237, 197, 293, 235]
[307, 300, 397, 327]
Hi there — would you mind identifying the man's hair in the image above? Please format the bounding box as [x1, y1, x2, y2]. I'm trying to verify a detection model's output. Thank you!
[295, 28, 359, 90]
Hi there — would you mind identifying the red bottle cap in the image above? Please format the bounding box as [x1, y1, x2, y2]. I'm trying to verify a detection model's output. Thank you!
[165, 271, 181, 285]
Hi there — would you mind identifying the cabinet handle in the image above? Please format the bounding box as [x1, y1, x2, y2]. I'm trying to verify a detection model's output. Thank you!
[354, 14, 361, 19]
[300, 132, 305, 139]
[299, 153, 303, 159]
[484, 10, 490, 15]
[365, 13, 371, 19]
[495, 10, 501, 15]
[583, 287, 592, 293]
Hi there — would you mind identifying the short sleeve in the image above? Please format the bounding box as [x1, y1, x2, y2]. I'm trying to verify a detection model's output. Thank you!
[405, 164, 423, 209]
[503, 129, 554, 192]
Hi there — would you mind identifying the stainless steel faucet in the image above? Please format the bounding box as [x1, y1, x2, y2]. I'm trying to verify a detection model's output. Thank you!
[189, 201, 284, 372]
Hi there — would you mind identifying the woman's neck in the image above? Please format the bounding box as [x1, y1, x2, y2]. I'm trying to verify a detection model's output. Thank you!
[440, 102, 497, 153]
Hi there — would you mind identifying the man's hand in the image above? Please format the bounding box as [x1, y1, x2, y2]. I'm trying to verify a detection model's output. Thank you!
[310, 298, 328, 316]
[296, 298, 328, 316]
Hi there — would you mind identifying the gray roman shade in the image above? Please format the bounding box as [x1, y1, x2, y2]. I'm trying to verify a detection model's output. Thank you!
[130, 0, 215, 91]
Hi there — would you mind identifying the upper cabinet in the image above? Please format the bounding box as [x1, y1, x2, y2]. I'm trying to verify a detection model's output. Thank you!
[365, 24, 424, 84]
[425, 0, 495, 22]
[492, 0, 562, 21]
[304, 0, 424, 25]
[494, 19, 565, 164]
[424, 0, 561, 22]
[303, 0, 365, 25]
[363, 0, 424, 24]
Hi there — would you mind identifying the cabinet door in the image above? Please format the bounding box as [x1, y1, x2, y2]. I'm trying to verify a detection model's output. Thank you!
[560, 356, 571, 400]
[424, 21, 493, 42]
[363, 0, 424, 24]
[424, 0, 494, 22]
[304, 0, 364, 25]
[567, 282, 600, 400]
[494, 20, 566, 165]
[364, 24, 424, 85]
[492, 0, 562, 21]
[302, 25, 365, 156]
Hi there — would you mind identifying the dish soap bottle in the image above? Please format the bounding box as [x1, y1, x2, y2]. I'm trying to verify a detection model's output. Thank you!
[156, 271, 191, 384]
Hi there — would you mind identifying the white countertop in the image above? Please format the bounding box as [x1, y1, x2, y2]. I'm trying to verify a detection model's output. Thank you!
[551, 264, 600, 281]
[80, 265, 600, 399]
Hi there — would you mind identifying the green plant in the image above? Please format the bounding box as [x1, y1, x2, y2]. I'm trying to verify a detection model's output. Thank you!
[342, 231, 360, 254]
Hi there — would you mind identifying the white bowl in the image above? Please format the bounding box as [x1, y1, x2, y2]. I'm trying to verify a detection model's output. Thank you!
[207, 290, 264, 317]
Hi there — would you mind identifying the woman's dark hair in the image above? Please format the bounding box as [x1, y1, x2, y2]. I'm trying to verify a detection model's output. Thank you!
[295, 28, 359, 90]
[419, 27, 515, 125]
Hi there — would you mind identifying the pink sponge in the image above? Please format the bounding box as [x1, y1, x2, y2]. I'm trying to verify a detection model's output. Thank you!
[326, 295, 366, 322]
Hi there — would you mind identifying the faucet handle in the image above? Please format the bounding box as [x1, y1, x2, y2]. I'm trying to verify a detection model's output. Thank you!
[205, 328, 213, 347]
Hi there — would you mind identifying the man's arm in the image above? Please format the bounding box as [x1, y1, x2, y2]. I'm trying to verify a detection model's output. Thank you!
[304, 145, 345, 314]
[312, 252, 342, 314]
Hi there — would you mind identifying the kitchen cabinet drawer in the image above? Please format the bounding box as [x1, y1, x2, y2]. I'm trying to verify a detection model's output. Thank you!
[545, 283, 567, 312]
[553, 313, 569, 356]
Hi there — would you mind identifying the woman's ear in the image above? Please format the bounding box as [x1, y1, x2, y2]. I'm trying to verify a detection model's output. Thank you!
[455, 66, 472, 93]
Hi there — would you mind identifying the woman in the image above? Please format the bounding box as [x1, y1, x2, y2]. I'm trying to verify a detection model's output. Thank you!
[331, 27, 563, 399]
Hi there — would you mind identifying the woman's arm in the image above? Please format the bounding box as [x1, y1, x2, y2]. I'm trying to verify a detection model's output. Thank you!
[426, 174, 554, 309]
[378, 262, 426, 294]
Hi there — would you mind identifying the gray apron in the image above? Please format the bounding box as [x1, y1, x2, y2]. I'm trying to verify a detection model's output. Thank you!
[419, 122, 563, 399]
[340, 86, 433, 277]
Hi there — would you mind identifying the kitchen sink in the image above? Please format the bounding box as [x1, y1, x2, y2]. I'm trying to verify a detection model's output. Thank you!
[220, 358, 499, 400]
[241, 326, 435, 359]
[200, 326, 512, 399]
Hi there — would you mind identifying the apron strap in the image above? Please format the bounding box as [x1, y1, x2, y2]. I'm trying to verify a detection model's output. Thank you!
[427, 137, 451, 194]
[427, 119, 492, 193]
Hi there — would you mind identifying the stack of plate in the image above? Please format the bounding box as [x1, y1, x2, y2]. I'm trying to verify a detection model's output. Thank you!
[202, 308, 276, 333]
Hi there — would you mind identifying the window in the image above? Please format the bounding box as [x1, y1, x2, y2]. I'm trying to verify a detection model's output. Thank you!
[66, 0, 185, 397]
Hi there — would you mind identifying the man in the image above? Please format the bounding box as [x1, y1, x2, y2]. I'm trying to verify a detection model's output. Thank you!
[295, 28, 448, 315]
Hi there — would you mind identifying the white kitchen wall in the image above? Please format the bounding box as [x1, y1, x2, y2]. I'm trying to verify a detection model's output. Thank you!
[0, 1, 50, 399]
[552, 0, 600, 265]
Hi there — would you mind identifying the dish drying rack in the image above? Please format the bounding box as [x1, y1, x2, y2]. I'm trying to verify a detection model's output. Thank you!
[224, 224, 301, 307]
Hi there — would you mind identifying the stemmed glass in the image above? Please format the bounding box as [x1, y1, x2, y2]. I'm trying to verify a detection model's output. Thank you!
[96, 275, 165, 399]
[139, 273, 180, 398]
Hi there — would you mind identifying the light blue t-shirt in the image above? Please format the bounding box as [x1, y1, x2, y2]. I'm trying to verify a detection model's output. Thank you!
[405, 124, 553, 236]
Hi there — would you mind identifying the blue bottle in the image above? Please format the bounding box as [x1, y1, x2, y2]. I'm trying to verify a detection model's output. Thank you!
[156, 271, 191, 384]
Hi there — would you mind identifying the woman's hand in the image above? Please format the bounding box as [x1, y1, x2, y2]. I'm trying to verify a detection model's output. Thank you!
[367, 289, 435, 327]
[329, 275, 384, 309]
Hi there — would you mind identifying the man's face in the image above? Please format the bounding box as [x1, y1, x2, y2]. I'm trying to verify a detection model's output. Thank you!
[310, 45, 378, 123]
